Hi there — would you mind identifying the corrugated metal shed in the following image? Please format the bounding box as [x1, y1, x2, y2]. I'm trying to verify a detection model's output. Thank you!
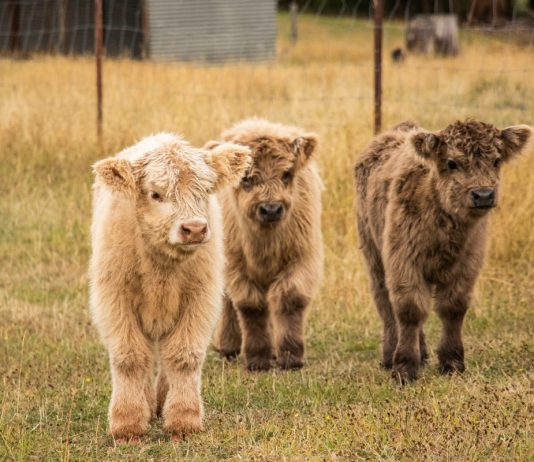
[0, 0, 143, 57]
[0, 0, 277, 62]
[146, 0, 277, 62]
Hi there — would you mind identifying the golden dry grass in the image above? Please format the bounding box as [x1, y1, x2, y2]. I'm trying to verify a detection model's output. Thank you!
[0, 14, 533, 461]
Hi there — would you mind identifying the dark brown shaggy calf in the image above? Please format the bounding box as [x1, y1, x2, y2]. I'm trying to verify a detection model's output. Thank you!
[206, 118, 324, 371]
[354, 120, 532, 382]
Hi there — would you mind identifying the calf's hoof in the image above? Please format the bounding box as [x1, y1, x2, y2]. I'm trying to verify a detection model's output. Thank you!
[391, 354, 420, 384]
[109, 402, 150, 441]
[438, 358, 465, 375]
[114, 435, 141, 445]
[163, 407, 204, 439]
[245, 355, 271, 372]
[438, 349, 465, 375]
[380, 353, 394, 370]
[276, 352, 304, 370]
[391, 367, 418, 385]
[218, 348, 240, 361]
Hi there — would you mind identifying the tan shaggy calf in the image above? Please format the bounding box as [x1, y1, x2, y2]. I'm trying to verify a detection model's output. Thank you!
[354, 120, 532, 383]
[89, 133, 251, 440]
[208, 118, 324, 371]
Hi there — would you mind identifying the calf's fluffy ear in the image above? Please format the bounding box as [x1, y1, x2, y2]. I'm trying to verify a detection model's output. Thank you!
[205, 143, 252, 190]
[293, 133, 318, 164]
[412, 132, 442, 161]
[499, 125, 533, 162]
[92, 157, 136, 194]
[204, 140, 221, 150]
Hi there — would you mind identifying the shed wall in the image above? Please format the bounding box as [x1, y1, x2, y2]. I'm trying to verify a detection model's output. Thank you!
[146, 0, 277, 62]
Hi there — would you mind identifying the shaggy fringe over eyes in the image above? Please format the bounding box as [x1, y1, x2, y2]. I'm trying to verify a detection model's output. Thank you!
[440, 120, 500, 159]
[133, 147, 220, 199]
[438, 120, 532, 161]
[412, 121, 533, 165]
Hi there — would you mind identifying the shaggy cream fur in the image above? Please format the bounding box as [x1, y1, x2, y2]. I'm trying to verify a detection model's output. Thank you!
[89, 133, 251, 440]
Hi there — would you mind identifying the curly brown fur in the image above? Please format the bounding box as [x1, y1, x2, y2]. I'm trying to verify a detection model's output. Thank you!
[354, 120, 532, 383]
[209, 118, 324, 371]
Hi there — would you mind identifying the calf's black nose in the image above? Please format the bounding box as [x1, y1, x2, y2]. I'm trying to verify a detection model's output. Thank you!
[258, 202, 284, 222]
[470, 188, 495, 208]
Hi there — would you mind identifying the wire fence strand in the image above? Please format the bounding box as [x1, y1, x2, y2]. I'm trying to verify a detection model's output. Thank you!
[0, 0, 533, 137]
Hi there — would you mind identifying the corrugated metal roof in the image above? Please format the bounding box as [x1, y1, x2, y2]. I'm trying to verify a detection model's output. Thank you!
[146, 0, 277, 62]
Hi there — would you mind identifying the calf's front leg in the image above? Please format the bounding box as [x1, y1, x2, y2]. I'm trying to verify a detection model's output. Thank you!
[268, 257, 321, 370]
[236, 301, 272, 371]
[435, 290, 470, 374]
[158, 308, 215, 439]
[159, 346, 205, 439]
[227, 258, 272, 371]
[269, 288, 309, 370]
[389, 288, 430, 383]
[108, 336, 155, 441]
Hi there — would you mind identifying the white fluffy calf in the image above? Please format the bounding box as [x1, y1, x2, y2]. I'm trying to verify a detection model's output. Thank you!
[89, 133, 251, 440]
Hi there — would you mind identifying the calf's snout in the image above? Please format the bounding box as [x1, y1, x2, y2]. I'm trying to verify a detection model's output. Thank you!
[470, 188, 495, 209]
[257, 202, 285, 223]
[179, 219, 209, 244]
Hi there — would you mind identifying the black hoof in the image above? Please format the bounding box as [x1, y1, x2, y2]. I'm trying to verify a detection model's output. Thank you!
[218, 349, 240, 361]
[392, 353, 420, 384]
[277, 353, 304, 370]
[438, 360, 465, 375]
[246, 356, 271, 372]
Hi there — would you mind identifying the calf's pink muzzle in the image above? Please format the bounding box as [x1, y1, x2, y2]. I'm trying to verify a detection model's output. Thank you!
[179, 219, 209, 245]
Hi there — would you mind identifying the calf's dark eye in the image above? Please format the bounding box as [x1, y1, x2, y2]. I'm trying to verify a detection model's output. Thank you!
[150, 191, 162, 201]
[282, 171, 292, 185]
[241, 177, 253, 191]
[493, 158, 501, 168]
[447, 159, 458, 171]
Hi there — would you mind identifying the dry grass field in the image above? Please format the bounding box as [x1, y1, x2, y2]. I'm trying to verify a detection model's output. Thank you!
[1, 14, 533, 461]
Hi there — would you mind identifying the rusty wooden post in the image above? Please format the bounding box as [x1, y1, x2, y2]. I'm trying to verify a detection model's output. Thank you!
[373, 0, 383, 134]
[290, 1, 298, 44]
[95, 0, 103, 142]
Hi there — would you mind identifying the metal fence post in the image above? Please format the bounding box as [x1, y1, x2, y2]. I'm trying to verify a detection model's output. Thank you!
[373, 0, 383, 134]
[9, 0, 21, 54]
[141, 0, 150, 59]
[290, 1, 298, 44]
[58, 0, 67, 54]
[95, 0, 104, 142]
